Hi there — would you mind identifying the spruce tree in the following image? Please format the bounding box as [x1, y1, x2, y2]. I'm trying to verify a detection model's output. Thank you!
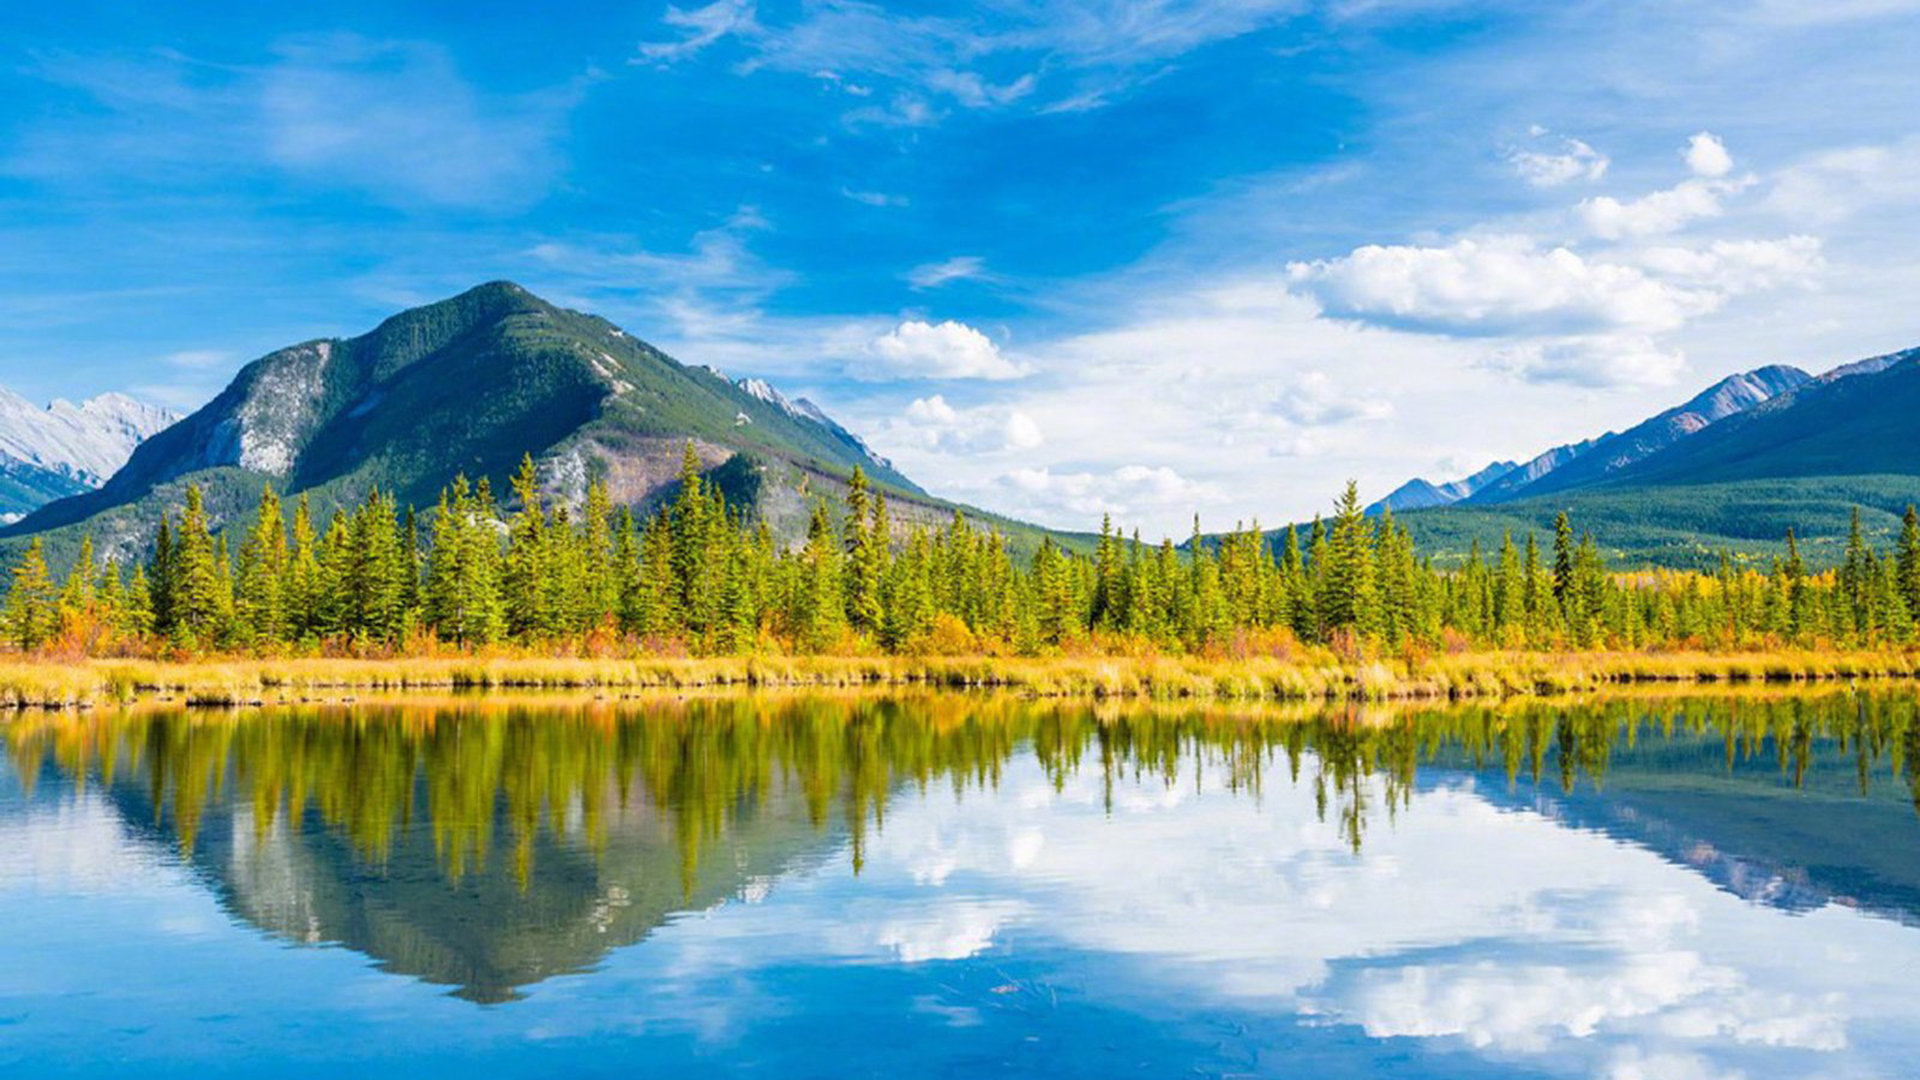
[170, 486, 225, 646]
[235, 484, 287, 646]
[1898, 505, 1920, 621]
[6, 538, 59, 651]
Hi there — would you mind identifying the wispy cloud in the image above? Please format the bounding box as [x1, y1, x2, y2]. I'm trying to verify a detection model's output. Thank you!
[9, 36, 581, 211]
[906, 256, 989, 289]
[632, 0, 1313, 119]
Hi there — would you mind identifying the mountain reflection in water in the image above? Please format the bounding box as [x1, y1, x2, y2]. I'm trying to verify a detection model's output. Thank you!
[4, 690, 1920, 1078]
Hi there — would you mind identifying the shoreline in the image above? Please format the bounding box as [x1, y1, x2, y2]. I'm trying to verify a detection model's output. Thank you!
[3, 648, 1919, 710]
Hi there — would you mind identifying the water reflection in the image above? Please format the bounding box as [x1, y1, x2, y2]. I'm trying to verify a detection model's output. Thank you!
[4, 690, 1920, 1076]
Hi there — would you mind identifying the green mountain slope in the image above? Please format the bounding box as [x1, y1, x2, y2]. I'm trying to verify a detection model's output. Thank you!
[3, 282, 1077, 567]
[1591, 348, 1920, 488]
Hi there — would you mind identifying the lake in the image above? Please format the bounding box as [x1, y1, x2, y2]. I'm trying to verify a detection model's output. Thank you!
[4, 691, 1920, 1078]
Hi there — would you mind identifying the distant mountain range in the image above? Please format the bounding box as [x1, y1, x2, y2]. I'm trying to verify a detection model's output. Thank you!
[1370, 363, 1818, 513]
[2, 282, 1063, 563]
[0, 389, 175, 523]
[1367, 344, 1920, 566]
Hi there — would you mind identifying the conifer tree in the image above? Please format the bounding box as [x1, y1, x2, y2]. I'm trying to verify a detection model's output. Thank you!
[170, 486, 225, 646]
[285, 495, 322, 641]
[235, 484, 287, 646]
[1321, 482, 1378, 637]
[6, 538, 59, 651]
[843, 466, 885, 634]
[1898, 505, 1920, 621]
[504, 454, 551, 639]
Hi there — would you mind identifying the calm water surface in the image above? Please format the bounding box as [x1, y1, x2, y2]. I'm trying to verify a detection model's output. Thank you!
[4, 691, 1920, 1078]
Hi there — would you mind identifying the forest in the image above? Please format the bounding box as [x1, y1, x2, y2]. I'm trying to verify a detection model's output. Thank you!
[6, 445, 1920, 659]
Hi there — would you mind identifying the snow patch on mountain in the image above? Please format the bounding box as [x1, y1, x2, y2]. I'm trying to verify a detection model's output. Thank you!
[0, 387, 176, 485]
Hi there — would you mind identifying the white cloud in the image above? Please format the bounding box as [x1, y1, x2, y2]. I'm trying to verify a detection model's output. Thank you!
[1765, 136, 1920, 224]
[632, 0, 1310, 117]
[1635, 236, 1825, 292]
[1685, 131, 1734, 178]
[1484, 334, 1688, 388]
[1578, 177, 1749, 240]
[1288, 238, 1711, 335]
[841, 187, 910, 208]
[858, 319, 1026, 380]
[1270, 372, 1393, 425]
[925, 69, 1037, 108]
[885, 394, 1044, 454]
[907, 256, 988, 289]
[634, 0, 759, 63]
[1508, 133, 1610, 188]
[259, 35, 574, 210]
[11, 38, 576, 211]
[843, 93, 945, 129]
[998, 464, 1224, 522]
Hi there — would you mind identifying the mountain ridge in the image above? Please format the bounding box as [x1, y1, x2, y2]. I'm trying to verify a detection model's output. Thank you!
[0, 387, 176, 522]
[2, 282, 1077, 565]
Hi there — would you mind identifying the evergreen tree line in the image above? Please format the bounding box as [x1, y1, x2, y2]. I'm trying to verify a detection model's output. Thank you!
[8, 445, 1920, 656]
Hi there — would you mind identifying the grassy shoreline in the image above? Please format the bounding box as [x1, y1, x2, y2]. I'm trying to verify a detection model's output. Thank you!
[3, 648, 1920, 709]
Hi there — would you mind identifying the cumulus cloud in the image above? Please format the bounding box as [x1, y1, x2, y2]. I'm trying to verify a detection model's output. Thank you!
[1288, 238, 1710, 336]
[1685, 131, 1734, 178]
[998, 465, 1223, 520]
[1483, 334, 1687, 388]
[857, 319, 1026, 380]
[887, 394, 1044, 454]
[1270, 372, 1393, 425]
[1578, 177, 1748, 240]
[1507, 132, 1610, 188]
[1635, 236, 1825, 292]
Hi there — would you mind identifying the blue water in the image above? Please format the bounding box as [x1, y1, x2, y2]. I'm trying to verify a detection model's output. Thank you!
[3, 694, 1920, 1077]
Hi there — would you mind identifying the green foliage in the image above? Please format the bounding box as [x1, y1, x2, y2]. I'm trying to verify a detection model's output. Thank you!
[13, 457, 1920, 658]
[6, 538, 58, 651]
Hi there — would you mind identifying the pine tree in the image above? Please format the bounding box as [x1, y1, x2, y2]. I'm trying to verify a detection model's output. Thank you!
[122, 563, 154, 639]
[6, 538, 59, 651]
[170, 486, 225, 646]
[795, 503, 845, 650]
[1552, 511, 1576, 611]
[504, 454, 551, 639]
[843, 466, 885, 634]
[1898, 505, 1920, 621]
[285, 494, 322, 642]
[235, 484, 287, 647]
[1321, 482, 1378, 638]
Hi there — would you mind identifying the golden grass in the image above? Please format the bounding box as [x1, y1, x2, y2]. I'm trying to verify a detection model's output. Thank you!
[2, 646, 1918, 710]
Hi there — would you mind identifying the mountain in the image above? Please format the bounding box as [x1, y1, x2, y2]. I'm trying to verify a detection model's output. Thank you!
[1462, 364, 1811, 503]
[1398, 363, 1813, 512]
[1367, 460, 1517, 514]
[2, 282, 1067, 563]
[0, 389, 176, 523]
[1374, 346, 1920, 567]
[1588, 347, 1920, 488]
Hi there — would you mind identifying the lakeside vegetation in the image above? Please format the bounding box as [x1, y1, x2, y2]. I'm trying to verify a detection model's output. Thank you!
[5, 445, 1920, 707]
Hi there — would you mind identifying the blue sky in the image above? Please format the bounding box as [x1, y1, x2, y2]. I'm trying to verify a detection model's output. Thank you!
[4, 1, 1920, 533]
